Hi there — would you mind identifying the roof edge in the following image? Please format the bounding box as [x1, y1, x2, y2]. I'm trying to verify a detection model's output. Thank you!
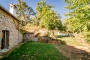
[0, 4, 20, 22]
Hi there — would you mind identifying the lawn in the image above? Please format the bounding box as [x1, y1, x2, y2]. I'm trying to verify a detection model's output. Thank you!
[1, 42, 69, 60]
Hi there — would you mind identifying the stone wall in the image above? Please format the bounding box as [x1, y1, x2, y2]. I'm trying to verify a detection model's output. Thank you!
[0, 8, 22, 50]
[23, 33, 35, 41]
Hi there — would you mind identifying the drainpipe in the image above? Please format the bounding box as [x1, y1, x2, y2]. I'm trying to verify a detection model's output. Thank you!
[18, 22, 19, 44]
[5, 31, 6, 48]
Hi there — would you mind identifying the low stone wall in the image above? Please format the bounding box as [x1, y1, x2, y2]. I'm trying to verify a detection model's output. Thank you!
[38, 36, 61, 44]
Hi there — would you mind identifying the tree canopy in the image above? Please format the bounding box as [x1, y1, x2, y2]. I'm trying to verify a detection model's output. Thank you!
[64, 0, 90, 33]
[15, 0, 35, 26]
[36, 0, 63, 30]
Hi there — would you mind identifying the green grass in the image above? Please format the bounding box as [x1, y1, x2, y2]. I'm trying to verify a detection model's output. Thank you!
[1, 42, 69, 60]
[58, 37, 82, 46]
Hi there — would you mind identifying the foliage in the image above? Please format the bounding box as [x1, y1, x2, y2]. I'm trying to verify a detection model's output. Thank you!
[82, 31, 90, 44]
[20, 29, 25, 35]
[15, 0, 35, 26]
[36, 0, 63, 30]
[45, 31, 50, 37]
[1, 42, 69, 60]
[64, 0, 90, 33]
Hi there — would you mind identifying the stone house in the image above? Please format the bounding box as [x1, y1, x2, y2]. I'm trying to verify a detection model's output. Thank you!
[23, 31, 38, 42]
[0, 4, 22, 50]
[23, 32, 34, 41]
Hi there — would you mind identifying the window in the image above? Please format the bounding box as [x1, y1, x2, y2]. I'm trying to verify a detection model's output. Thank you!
[28, 34, 30, 36]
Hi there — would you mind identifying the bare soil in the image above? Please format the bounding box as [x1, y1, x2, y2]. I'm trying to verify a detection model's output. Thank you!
[55, 44, 90, 60]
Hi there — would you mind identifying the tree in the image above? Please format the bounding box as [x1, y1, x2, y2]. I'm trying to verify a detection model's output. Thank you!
[64, 0, 90, 32]
[15, 0, 35, 26]
[36, 0, 63, 30]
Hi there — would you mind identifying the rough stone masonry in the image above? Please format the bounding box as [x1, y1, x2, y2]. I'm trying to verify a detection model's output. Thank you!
[0, 5, 22, 50]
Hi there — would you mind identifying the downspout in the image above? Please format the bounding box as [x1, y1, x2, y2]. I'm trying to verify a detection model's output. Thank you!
[18, 22, 19, 43]
[5, 31, 6, 48]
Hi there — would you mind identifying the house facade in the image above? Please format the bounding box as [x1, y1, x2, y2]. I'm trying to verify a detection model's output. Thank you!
[0, 4, 22, 50]
[23, 32, 34, 41]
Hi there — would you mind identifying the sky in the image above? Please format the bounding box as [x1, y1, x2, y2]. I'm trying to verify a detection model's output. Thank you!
[0, 0, 68, 20]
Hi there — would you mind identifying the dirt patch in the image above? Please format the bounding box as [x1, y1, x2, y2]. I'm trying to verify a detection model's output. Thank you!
[55, 45, 90, 60]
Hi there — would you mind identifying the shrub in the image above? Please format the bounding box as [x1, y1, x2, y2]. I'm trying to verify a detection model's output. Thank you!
[82, 31, 90, 44]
